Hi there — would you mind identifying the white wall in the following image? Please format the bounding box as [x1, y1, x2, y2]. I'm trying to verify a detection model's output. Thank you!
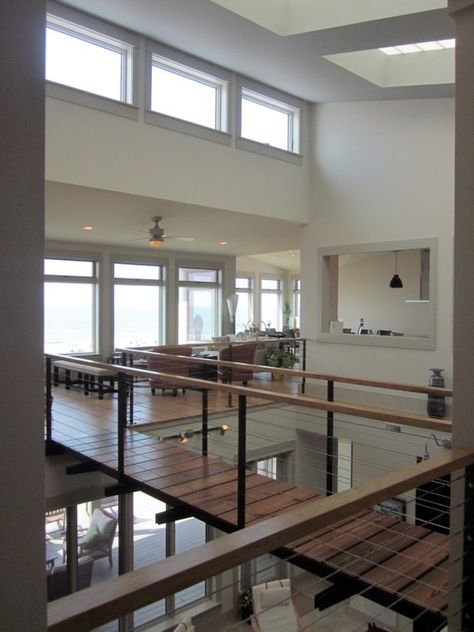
[302, 98, 454, 385]
[45, 95, 311, 223]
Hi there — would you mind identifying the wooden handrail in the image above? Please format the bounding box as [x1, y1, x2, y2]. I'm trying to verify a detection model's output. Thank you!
[45, 353, 452, 432]
[47, 448, 474, 632]
[116, 346, 453, 397]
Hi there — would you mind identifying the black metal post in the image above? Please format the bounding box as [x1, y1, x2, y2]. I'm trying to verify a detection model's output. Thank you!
[462, 464, 474, 631]
[202, 389, 209, 456]
[227, 343, 233, 407]
[45, 356, 53, 441]
[237, 394, 247, 529]
[128, 373, 134, 425]
[118, 372, 128, 480]
[326, 380, 335, 496]
[65, 505, 78, 594]
[301, 339, 307, 394]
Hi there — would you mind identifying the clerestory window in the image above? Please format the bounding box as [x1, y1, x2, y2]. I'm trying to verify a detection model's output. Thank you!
[150, 54, 228, 131]
[46, 14, 134, 103]
[240, 87, 300, 154]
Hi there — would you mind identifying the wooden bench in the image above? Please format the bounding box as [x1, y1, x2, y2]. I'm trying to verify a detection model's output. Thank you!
[53, 361, 117, 399]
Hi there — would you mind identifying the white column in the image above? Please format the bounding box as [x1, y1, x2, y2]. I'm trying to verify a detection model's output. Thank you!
[0, 1, 46, 629]
[450, 1, 474, 447]
[447, 3, 474, 630]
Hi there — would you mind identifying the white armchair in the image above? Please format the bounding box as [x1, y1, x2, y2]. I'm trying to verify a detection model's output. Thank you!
[251, 579, 300, 632]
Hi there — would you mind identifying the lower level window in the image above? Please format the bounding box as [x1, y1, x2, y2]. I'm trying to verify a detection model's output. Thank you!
[44, 258, 98, 354]
[113, 263, 165, 349]
[178, 266, 221, 343]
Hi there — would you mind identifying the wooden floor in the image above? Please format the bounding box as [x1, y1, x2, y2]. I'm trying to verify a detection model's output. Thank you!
[48, 377, 448, 625]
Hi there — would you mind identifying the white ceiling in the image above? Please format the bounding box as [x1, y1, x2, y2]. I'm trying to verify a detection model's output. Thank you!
[47, 0, 455, 270]
[210, 0, 446, 36]
[46, 182, 302, 258]
[59, 0, 454, 103]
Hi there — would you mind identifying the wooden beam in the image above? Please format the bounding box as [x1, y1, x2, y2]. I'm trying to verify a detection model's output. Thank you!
[48, 448, 474, 632]
[155, 507, 193, 524]
[44, 354, 451, 433]
[114, 347, 453, 396]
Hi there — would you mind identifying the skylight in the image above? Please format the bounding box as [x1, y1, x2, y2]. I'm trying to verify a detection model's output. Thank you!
[380, 39, 455, 55]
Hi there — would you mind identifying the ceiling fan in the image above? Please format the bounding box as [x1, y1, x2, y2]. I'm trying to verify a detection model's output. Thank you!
[138, 215, 194, 247]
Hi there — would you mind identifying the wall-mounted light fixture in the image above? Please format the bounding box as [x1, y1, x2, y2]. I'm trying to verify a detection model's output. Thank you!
[389, 251, 403, 288]
[158, 424, 231, 443]
[422, 433, 452, 460]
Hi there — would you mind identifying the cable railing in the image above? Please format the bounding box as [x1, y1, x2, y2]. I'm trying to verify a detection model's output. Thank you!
[46, 448, 474, 632]
[44, 352, 460, 632]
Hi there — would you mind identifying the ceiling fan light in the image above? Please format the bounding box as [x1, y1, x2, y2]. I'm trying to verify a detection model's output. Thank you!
[149, 238, 164, 247]
[389, 273, 403, 288]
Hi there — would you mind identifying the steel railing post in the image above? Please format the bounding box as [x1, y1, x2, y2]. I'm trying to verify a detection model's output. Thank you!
[202, 389, 209, 456]
[45, 356, 53, 441]
[237, 394, 247, 528]
[301, 339, 307, 394]
[118, 372, 128, 480]
[326, 380, 335, 496]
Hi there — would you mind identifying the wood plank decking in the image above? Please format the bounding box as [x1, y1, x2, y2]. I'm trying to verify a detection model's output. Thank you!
[48, 382, 449, 625]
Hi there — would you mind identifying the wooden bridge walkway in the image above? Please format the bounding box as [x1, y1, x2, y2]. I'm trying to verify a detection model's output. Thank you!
[49, 406, 448, 628]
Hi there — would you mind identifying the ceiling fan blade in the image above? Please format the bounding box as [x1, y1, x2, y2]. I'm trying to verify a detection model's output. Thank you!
[163, 235, 195, 241]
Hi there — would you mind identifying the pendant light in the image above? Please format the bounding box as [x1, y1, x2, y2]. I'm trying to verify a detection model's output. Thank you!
[389, 251, 403, 288]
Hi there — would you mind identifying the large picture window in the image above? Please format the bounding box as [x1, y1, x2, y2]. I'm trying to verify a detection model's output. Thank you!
[235, 276, 253, 331]
[260, 277, 282, 330]
[293, 278, 301, 329]
[46, 14, 134, 103]
[114, 263, 165, 348]
[178, 267, 221, 343]
[44, 258, 98, 354]
[150, 54, 228, 131]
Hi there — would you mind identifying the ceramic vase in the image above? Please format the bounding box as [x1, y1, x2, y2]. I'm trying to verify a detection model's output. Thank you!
[427, 368, 446, 418]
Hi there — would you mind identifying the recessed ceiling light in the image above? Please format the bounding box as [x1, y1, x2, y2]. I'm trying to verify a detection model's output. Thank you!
[83, 225, 93, 231]
[218, 241, 228, 245]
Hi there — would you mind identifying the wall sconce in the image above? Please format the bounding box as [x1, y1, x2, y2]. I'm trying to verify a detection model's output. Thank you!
[422, 433, 452, 460]
[389, 251, 403, 288]
[159, 424, 231, 443]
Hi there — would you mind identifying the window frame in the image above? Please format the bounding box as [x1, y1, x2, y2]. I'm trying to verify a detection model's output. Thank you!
[259, 275, 283, 331]
[235, 275, 254, 331]
[46, 3, 139, 118]
[113, 261, 166, 349]
[177, 264, 222, 343]
[292, 278, 301, 329]
[236, 77, 303, 164]
[145, 42, 232, 145]
[44, 256, 99, 355]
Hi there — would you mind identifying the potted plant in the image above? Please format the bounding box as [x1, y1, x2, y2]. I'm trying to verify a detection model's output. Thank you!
[239, 587, 253, 622]
[265, 347, 296, 379]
